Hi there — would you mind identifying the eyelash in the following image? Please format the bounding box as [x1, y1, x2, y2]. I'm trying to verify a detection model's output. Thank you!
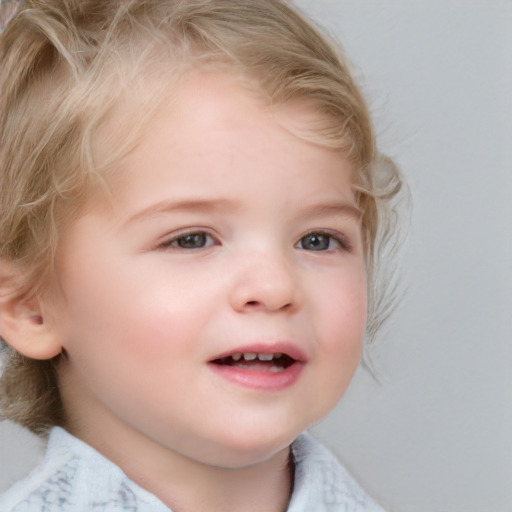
[296, 230, 352, 253]
[158, 229, 217, 250]
[158, 229, 352, 253]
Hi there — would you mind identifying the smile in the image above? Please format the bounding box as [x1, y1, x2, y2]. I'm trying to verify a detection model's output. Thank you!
[212, 352, 295, 372]
[208, 345, 305, 391]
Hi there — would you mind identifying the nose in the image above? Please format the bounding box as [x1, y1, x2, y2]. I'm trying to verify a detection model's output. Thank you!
[229, 250, 303, 314]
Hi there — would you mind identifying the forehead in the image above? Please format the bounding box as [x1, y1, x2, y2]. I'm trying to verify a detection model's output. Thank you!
[79, 70, 361, 236]
[94, 69, 354, 179]
[113, 72, 352, 178]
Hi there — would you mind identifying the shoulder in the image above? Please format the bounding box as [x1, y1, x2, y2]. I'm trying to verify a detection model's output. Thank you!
[288, 432, 386, 512]
[0, 427, 170, 512]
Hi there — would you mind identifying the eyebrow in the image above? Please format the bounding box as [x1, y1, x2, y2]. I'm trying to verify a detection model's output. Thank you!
[122, 198, 240, 227]
[122, 198, 361, 229]
[299, 202, 362, 221]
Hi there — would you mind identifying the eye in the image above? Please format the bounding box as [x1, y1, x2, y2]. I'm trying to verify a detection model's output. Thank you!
[297, 231, 350, 252]
[160, 231, 215, 250]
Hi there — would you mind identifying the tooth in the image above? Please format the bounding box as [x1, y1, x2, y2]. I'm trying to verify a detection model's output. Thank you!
[274, 353, 283, 359]
[243, 353, 257, 361]
[258, 354, 274, 361]
[231, 353, 242, 361]
[270, 366, 285, 373]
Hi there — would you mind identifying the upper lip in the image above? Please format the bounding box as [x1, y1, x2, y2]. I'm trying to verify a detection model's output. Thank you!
[209, 342, 307, 363]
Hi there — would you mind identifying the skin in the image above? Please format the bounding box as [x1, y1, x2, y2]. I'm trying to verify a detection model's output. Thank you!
[43, 73, 367, 512]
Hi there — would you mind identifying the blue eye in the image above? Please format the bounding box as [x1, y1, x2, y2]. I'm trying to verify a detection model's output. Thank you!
[298, 232, 349, 252]
[300, 233, 330, 251]
[164, 232, 213, 249]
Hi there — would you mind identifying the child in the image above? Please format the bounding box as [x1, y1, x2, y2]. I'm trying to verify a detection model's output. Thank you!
[0, 1, 403, 511]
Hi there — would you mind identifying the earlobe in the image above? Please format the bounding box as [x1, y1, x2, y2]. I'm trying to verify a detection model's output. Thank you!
[0, 261, 62, 360]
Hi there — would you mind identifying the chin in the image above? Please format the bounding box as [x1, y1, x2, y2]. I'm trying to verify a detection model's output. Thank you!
[179, 430, 291, 470]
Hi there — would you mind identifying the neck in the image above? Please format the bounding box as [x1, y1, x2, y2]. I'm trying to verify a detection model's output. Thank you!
[65, 409, 293, 512]
[127, 436, 293, 512]
[138, 447, 293, 512]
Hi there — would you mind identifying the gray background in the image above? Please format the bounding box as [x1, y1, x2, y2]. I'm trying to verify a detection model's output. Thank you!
[1, 1, 511, 511]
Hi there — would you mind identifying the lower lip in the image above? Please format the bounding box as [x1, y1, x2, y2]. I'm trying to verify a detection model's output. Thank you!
[208, 362, 305, 391]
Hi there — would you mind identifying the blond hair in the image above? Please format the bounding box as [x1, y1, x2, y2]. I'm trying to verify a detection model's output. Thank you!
[0, 0, 404, 434]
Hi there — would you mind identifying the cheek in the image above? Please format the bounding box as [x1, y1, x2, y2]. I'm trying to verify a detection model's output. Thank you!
[314, 269, 367, 385]
[295, 270, 366, 428]
[58, 257, 211, 370]
[321, 266, 367, 340]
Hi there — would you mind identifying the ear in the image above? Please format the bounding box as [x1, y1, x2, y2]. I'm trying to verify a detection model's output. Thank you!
[0, 260, 62, 360]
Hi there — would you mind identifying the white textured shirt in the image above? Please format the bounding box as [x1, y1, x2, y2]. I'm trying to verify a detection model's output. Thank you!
[1, 427, 385, 511]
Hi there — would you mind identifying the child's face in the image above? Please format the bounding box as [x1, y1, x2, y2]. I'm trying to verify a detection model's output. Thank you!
[51, 73, 367, 469]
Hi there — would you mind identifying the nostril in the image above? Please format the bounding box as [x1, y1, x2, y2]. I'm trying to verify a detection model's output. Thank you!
[231, 275, 300, 313]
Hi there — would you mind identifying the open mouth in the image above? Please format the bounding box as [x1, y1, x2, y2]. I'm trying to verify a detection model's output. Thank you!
[208, 346, 305, 390]
[211, 352, 296, 373]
